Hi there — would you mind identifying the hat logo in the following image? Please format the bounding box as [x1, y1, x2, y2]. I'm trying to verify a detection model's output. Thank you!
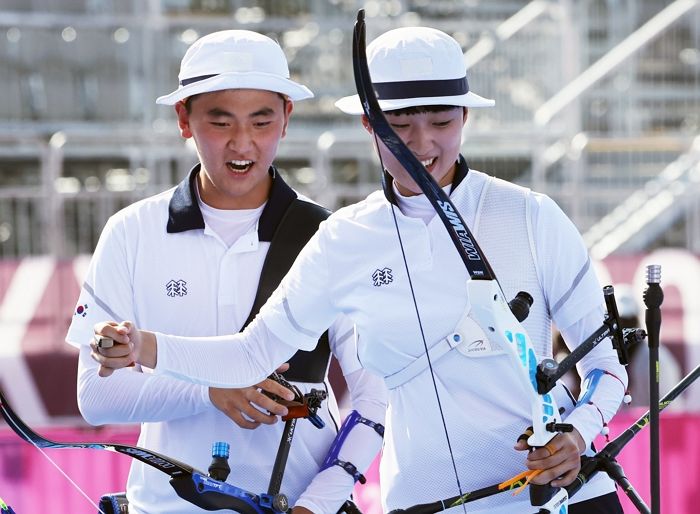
[399, 57, 433, 77]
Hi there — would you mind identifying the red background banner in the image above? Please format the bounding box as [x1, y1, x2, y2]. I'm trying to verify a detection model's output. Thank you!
[1, 249, 699, 512]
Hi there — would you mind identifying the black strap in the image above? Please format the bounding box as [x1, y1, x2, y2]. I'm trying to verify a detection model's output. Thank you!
[242, 199, 332, 383]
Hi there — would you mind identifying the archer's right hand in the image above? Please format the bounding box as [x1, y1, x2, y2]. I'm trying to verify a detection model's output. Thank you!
[91, 320, 143, 377]
[210, 365, 294, 429]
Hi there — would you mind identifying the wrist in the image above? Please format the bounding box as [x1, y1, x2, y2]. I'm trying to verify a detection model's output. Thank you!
[139, 330, 157, 368]
[571, 428, 586, 454]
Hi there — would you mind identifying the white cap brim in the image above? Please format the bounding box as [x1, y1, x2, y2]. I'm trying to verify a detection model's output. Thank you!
[335, 91, 494, 115]
[156, 71, 314, 105]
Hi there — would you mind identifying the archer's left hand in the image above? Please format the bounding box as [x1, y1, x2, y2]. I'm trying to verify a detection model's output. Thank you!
[514, 429, 586, 487]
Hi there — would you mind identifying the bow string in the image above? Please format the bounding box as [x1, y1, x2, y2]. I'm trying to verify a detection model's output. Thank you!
[351, 10, 568, 513]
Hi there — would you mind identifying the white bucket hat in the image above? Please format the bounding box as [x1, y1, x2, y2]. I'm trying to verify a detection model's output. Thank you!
[336, 26, 494, 115]
[156, 30, 314, 105]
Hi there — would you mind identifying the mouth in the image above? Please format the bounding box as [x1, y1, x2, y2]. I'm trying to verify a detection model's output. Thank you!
[226, 160, 254, 174]
[419, 157, 437, 171]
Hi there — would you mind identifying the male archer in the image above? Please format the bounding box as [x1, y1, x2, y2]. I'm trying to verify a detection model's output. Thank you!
[68, 30, 386, 514]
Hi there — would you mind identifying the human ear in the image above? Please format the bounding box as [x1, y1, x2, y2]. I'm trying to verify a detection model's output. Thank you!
[360, 114, 374, 135]
[175, 101, 193, 139]
[280, 98, 294, 138]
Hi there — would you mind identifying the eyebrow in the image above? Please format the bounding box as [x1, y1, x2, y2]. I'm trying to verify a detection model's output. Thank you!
[206, 106, 276, 118]
[250, 106, 276, 117]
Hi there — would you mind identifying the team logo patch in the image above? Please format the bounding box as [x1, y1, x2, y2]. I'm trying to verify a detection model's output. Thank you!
[372, 268, 393, 287]
[453, 315, 505, 358]
[466, 339, 486, 352]
[166, 279, 188, 297]
[74, 304, 88, 317]
[457, 336, 502, 357]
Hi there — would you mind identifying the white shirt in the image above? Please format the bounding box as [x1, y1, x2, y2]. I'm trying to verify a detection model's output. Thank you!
[67, 168, 387, 514]
[198, 196, 264, 247]
[154, 165, 626, 513]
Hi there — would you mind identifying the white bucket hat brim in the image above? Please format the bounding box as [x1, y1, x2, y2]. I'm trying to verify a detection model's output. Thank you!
[157, 71, 313, 105]
[335, 89, 494, 115]
[335, 26, 494, 115]
[156, 30, 314, 105]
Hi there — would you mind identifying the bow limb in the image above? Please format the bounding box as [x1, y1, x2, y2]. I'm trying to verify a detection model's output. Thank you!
[0, 388, 191, 513]
[0, 388, 267, 514]
[0, 389, 109, 513]
[0, 496, 17, 514]
[352, 9, 566, 510]
[352, 10, 495, 281]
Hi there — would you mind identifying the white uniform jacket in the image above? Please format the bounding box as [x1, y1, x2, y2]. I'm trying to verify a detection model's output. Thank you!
[154, 159, 627, 513]
[67, 166, 387, 514]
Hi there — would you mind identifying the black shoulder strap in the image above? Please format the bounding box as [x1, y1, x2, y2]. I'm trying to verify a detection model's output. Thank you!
[242, 199, 332, 383]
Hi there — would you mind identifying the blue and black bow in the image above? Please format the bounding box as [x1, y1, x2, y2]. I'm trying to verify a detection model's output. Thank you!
[351, 9, 569, 513]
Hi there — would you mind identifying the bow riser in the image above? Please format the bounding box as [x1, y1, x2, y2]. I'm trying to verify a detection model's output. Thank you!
[467, 280, 562, 447]
[539, 490, 568, 514]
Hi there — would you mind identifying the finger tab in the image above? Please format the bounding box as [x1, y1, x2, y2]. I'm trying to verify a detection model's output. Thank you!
[96, 336, 114, 349]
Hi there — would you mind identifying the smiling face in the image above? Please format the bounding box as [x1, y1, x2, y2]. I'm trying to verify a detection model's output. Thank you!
[362, 106, 468, 196]
[175, 89, 293, 209]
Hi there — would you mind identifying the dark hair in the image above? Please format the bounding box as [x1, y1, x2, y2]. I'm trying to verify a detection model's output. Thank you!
[384, 104, 464, 115]
[182, 92, 289, 113]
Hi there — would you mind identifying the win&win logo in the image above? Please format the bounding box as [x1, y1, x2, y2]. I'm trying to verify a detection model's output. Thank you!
[166, 279, 188, 297]
[372, 268, 393, 287]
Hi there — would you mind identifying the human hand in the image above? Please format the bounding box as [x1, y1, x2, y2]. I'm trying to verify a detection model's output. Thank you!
[91, 321, 154, 377]
[210, 366, 295, 429]
[514, 429, 585, 487]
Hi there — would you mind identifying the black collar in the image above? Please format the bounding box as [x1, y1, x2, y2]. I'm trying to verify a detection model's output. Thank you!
[166, 164, 297, 242]
[382, 155, 470, 204]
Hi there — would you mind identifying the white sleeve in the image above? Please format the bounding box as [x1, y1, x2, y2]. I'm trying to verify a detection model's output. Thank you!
[77, 345, 211, 425]
[155, 226, 341, 388]
[155, 316, 303, 387]
[294, 366, 388, 514]
[328, 316, 363, 376]
[559, 306, 628, 448]
[531, 194, 627, 448]
[69, 213, 212, 425]
[66, 214, 136, 350]
[531, 194, 603, 330]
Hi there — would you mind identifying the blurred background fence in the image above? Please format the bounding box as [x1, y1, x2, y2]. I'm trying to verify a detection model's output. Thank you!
[0, 0, 698, 258]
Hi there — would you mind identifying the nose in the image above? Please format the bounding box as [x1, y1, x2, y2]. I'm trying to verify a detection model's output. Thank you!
[227, 125, 253, 153]
[407, 126, 432, 157]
